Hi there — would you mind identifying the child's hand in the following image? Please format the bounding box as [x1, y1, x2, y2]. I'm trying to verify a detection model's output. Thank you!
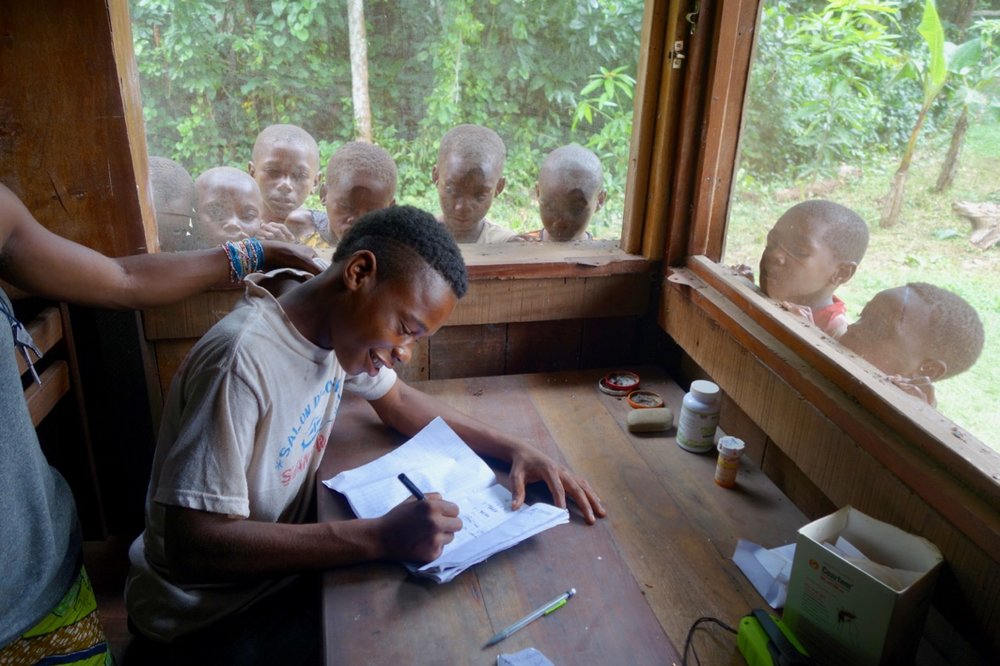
[284, 208, 316, 241]
[779, 301, 814, 325]
[887, 375, 937, 407]
[258, 221, 297, 243]
[377, 492, 462, 563]
[730, 263, 755, 284]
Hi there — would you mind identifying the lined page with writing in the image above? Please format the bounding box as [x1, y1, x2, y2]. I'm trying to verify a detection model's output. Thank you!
[323, 416, 568, 582]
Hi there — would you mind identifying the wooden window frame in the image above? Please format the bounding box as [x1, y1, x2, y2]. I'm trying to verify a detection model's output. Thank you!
[654, 0, 999, 654]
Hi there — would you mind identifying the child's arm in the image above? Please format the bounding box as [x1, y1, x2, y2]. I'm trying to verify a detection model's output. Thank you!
[0, 184, 319, 308]
[369, 379, 607, 525]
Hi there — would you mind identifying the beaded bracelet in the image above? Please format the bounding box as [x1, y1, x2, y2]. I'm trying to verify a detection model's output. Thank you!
[222, 238, 266, 283]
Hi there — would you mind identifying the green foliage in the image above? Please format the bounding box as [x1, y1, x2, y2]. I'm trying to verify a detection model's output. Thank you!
[132, 0, 350, 174]
[741, 0, 908, 182]
[944, 19, 1000, 116]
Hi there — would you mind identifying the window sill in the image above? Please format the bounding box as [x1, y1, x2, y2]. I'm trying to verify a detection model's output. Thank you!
[316, 240, 651, 280]
[664, 255, 1000, 559]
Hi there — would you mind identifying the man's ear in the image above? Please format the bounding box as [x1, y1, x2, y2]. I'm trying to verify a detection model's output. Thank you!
[311, 171, 321, 191]
[534, 182, 541, 201]
[918, 358, 948, 381]
[343, 250, 377, 292]
[494, 176, 506, 197]
[319, 183, 328, 207]
[595, 189, 607, 212]
[431, 164, 440, 185]
[831, 261, 858, 286]
[247, 161, 256, 177]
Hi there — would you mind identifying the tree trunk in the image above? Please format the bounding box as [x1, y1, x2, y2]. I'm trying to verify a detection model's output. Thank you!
[881, 170, 909, 229]
[934, 106, 969, 193]
[347, 0, 372, 142]
[880, 104, 929, 228]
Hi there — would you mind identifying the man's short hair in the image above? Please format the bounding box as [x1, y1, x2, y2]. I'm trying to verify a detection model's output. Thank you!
[334, 205, 468, 298]
[326, 141, 398, 195]
[437, 124, 506, 172]
[908, 282, 984, 378]
[788, 199, 869, 264]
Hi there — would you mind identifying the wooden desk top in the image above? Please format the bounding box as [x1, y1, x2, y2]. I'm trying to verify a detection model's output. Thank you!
[317, 367, 807, 665]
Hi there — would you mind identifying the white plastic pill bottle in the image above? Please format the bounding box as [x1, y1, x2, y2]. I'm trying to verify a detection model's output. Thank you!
[675, 379, 721, 453]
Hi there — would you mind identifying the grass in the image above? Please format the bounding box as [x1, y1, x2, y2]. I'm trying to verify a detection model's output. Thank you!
[724, 120, 1000, 452]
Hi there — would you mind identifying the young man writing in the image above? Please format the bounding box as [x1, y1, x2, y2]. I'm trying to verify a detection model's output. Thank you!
[125, 205, 606, 663]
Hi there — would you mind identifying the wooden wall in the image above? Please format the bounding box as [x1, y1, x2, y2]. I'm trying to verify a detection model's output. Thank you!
[1, 1, 159, 537]
[0, 0, 153, 254]
[142, 244, 663, 402]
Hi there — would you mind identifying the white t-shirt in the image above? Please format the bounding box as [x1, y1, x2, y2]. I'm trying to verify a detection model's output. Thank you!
[126, 270, 396, 641]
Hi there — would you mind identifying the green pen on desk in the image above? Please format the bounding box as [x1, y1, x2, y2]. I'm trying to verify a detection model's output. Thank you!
[484, 588, 576, 648]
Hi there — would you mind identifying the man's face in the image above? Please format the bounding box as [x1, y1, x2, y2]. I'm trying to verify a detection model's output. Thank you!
[324, 172, 395, 243]
[249, 141, 319, 221]
[537, 178, 603, 242]
[759, 211, 842, 303]
[839, 286, 934, 377]
[194, 178, 263, 246]
[433, 154, 504, 236]
[333, 263, 457, 377]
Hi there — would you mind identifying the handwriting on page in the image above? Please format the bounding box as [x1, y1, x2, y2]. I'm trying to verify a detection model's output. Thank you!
[448, 485, 514, 549]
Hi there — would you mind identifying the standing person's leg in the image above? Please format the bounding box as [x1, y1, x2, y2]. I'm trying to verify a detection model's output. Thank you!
[123, 574, 321, 666]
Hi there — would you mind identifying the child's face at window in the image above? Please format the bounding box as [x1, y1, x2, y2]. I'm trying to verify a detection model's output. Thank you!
[154, 191, 194, 252]
[537, 179, 603, 242]
[323, 172, 395, 243]
[839, 286, 935, 377]
[249, 141, 319, 220]
[759, 211, 842, 304]
[194, 179, 262, 246]
[156, 209, 193, 252]
[433, 155, 504, 235]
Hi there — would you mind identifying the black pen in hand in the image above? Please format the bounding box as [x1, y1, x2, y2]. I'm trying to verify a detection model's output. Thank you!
[397, 472, 426, 501]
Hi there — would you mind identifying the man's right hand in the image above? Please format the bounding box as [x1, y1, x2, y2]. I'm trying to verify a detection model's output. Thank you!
[376, 493, 462, 563]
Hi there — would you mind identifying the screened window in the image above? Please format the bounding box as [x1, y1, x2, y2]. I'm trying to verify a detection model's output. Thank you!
[131, 0, 644, 250]
[723, 0, 1000, 452]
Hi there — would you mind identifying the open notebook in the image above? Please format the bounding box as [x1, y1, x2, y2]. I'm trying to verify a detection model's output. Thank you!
[323, 417, 569, 583]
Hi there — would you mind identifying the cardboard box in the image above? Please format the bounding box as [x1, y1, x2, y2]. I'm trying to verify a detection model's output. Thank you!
[783, 506, 943, 665]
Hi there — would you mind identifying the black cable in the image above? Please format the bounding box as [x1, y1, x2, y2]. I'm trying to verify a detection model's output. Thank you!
[681, 615, 739, 666]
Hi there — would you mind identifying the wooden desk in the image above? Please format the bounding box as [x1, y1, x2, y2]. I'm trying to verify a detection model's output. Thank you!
[317, 367, 807, 664]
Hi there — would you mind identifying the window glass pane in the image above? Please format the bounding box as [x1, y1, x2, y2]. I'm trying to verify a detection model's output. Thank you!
[131, 0, 644, 249]
[725, 0, 1000, 451]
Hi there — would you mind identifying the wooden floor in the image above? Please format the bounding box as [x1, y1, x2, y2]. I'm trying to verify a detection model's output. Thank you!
[83, 537, 134, 661]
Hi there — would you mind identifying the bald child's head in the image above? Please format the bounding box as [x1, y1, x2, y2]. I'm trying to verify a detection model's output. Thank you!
[323, 141, 398, 243]
[194, 166, 263, 247]
[536, 144, 606, 241]
[249, 124, 321, 223]
[150, 156, 195, 252]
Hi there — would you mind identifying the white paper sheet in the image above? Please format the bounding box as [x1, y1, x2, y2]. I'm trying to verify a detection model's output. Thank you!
[324, 417, 569, 583]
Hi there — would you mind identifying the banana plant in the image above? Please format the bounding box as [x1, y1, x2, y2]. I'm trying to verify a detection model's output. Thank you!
[880, 0, 947, 228]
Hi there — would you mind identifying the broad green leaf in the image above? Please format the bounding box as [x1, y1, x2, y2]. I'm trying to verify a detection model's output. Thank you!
[918, 0, 947, 105]
[948, 38, 982, 75]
